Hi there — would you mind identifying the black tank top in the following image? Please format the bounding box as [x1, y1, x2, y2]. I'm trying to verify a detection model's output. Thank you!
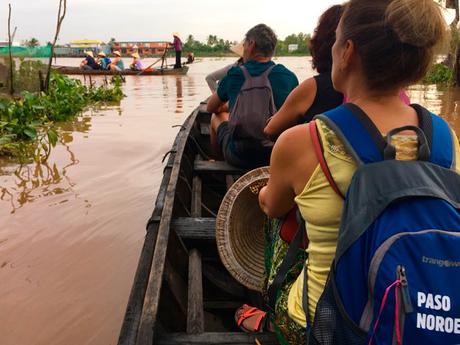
[302, 72, 343, 123]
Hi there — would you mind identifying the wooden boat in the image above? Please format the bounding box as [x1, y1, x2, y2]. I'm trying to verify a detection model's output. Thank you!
[117, 101, 278, 345]
[51, 65, 189, 76]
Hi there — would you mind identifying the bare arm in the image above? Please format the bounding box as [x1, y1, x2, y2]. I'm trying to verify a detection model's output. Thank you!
[259, 124, 318, 218]
[207, 92, 225, 114]
[264, 77, 317, 140]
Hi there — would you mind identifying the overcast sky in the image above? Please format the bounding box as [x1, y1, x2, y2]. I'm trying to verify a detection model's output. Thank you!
[0, 0, 342, 44]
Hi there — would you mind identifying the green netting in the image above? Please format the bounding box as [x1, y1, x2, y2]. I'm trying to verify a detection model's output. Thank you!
[0, 46, 52, 58]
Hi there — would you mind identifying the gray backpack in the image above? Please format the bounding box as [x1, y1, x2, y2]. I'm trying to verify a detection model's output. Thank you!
[228, 65, 276, 148]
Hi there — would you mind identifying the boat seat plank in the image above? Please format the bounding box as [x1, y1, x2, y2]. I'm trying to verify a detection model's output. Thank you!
[200, 123, 210, 136]
[198, 103, 211, 115]
[194, 160, 244, 174]
[156, 332, 279, 345]
[172, 217, 215, 240]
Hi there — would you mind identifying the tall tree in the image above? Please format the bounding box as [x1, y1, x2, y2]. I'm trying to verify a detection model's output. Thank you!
[445, 0, 460, 84]
[7, 4, 14, 95]
[45, 0, 66, 93]
[24, 37, 40, 47]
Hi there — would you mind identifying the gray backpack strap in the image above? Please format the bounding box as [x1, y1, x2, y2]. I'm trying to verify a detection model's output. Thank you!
[261, 64, 276, 78]
[240, 65, 251, 79]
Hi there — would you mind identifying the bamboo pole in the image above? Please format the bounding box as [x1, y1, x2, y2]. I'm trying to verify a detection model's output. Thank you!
[45, 0, 67, 93]
[7, 4, 14, 95]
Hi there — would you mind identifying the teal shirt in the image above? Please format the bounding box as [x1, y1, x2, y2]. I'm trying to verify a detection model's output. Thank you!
[217, 60, 299, 112]
[116, 59, 125, 70]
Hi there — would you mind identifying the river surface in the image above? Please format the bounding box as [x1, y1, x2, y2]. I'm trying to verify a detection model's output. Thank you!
[0, 57, 460, 345]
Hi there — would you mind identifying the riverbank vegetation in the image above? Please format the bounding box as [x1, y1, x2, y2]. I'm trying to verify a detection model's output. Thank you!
[423, 63, 453, 85]
[182, 33, 311, 56]
[0, 61, 124, 161]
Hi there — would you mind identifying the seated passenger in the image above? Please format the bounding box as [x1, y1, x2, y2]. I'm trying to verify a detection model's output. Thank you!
[186, 51, 194, 64]
[109, 51, 125, 71]
[80, 51, 99, 70]
[241, 1, 460, 344]
[264, 5, 344, 141]
[207, 24, 299, 168]
[97, 52, 112, 70]
[129, 52, 143, 71]
[205, 42, 244, 93]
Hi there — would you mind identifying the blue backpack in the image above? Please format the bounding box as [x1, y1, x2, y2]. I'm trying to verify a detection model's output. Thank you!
[307, 103, 460, 345]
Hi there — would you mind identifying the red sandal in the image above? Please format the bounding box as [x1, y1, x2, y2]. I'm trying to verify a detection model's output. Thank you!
[235, 304, 268, 333]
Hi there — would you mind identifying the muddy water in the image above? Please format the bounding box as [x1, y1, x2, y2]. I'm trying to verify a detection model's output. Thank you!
[0, 57, 459, 345]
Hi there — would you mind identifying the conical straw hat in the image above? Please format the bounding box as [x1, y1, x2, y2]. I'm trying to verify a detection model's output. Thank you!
[216, 167, 269, 292]
[230, 41, 244, 57]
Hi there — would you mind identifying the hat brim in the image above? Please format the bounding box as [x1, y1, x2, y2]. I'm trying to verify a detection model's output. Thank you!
[230, 42, 244, 57]
[216, 167, 270, 291]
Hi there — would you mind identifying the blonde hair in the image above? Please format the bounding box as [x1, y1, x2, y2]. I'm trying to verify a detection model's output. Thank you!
[386, 0, 447, 48]
[340, 0, 448, 90]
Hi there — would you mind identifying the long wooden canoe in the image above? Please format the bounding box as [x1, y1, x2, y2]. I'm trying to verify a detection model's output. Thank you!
[52, 65, 189, 76]
[117, 101, 278, 345]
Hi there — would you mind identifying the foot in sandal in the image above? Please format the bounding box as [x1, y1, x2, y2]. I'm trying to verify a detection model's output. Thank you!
[235, 304, 268, 333]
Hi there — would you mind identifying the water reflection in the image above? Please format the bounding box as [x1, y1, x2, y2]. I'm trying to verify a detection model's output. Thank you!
[0, 141, 78, 214]
[409, 84, 460, 135]
[175, 76, 183, 113]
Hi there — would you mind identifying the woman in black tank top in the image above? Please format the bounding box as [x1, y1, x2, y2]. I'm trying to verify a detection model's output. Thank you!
[264, 6, 344, 141]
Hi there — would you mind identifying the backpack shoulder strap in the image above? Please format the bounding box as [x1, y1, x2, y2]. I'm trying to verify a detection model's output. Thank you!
[309, 120, 345, 199]
[260, 64, 276, 78]
[411, 104, 454, 169]
[315, 104, 380, 165]
[239, 65, 251, 80]
[317, 103, 455, 169]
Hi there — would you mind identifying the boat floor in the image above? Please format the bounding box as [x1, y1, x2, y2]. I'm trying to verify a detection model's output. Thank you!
[118, 102, 279, 344]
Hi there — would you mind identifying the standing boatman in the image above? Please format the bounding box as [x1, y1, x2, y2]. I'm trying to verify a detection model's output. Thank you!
[171, 33, 183, 69]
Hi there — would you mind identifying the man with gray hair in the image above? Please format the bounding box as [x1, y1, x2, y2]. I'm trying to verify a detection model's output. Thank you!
[207, 24, 298, 169]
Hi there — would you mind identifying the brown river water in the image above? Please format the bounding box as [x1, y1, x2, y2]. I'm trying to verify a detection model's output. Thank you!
[1, 57, 460, 345]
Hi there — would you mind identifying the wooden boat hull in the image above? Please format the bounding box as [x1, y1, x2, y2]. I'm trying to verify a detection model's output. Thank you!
[52, 65, 189, 76]
[117, 102, 279, 344]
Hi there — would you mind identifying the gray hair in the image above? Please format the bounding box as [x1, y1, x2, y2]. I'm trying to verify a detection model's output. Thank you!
[245, 24, 277, 57]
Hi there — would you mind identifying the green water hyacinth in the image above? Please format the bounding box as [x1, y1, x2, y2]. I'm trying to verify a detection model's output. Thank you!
[0, 72, 125, 160]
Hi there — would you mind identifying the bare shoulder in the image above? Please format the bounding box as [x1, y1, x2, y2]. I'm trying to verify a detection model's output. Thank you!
[272, 124, 318, 194]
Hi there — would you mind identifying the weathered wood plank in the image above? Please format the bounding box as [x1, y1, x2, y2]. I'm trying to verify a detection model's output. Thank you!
[172, 218, 215, 240]
[136, 109, 199, 345]
[194, 160, 244, 174]
[118, 113, 181, 345]
[203, 263, 245, 298]
[187, 249, 204, 334]
[226, 175, 236, 190]
[191, 176, 202, 217]
[198, 102, 211, 116]
[156, 332, 279, 345]
[200, 123, 210, 136]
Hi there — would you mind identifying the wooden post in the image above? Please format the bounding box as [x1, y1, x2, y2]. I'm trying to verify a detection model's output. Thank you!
[187, 249, 204, 334]
[45, 0, 67, 93]
[7, 4, 14, 95]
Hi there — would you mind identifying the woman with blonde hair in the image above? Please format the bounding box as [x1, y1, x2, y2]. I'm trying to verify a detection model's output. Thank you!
[239, 0, 460, 343]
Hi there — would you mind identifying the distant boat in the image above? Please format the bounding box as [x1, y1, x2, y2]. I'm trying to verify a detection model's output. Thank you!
[51, 65, 189, 76]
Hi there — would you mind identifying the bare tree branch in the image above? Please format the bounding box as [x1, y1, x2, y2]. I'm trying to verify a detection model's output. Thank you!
[45, 0, 67, 93]
[7, 4, 14, 95]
